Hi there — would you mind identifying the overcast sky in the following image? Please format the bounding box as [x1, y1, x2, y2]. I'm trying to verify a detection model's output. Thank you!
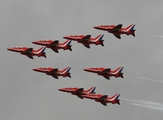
[1, 0, 163, 120]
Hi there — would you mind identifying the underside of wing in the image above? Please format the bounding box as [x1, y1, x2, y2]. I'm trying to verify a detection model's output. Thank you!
[73, 88, 84, 94]
[101, 68, 111, 73]
[49, 40, 59, 46]
[22, 48, 33, 54]
[51, 48, 59, 53]
[52, 75, 58, 79]
[103, 76, 110, 80]
[81, 35, 91, 40]
[27, 55, 33, 59]
[113, 33, 121, 39]
[100, 102, 107, 106]
[77, 95, 84, 99]
[49, 68, 58, 74]
[82, 43, 90, 48]
[97, 95, 108, 101]
[111, 24, 122, 32]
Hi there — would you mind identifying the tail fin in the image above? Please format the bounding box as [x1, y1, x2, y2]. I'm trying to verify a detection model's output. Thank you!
[112, 67, 124, 74]
[114, 94, 120, 105]
[129, 24, 136, 37]
[67, 40, 72, 46]
[110, 93, 118, 100]
[110, 94, 120, 104]
[61, 67, 71, 74]
[36, 46, 46, 53]
[114, 94, 120, 100]
[62, 40, 72, 46]
[124, 24, 135, 32]
[35, 46, 46, 57]
[67, 40, 72, 51]
[86, 86, 96, 94]
[130, 24, 135, 31]
[93, 34, 104, 41]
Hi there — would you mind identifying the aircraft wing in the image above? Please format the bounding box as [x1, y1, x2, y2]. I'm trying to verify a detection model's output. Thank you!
[77, 95, 84, 99]
[82, 44, 90, 48]
[100, 102, 107, 106]
[81, 35, 91, 41]
[73, 88, 84, 94]
[51, 48, 59, 53]
[96, 95, 108, 101]
[113, 33, 121, 39]
[49, 40, 59, 46]
[49, 68, 58, 74]
[103, 76, 110, 80]
[111, 24, 122, 32]
[52, 75, 58, 79]
[101, 68, 111, 73]
[27, 55, 33, 59]
[22, 48, 33, 54]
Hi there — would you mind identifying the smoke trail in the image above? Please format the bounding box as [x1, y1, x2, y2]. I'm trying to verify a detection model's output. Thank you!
[121, 98, 163, 111]
[148, 34, 163, 38]
[138, 77, 163, 83]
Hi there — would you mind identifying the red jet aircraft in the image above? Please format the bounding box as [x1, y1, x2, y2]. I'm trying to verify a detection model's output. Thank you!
[58, 86, 96, 99]
[94, 24, 135, 39]
[32, 39, 72, 53]
[7, 46, 46, 59]
[82, 93, 120, 106]
[83, 67, 124, 80]
[63, 34, 104, 48]
[33, 67, 71, 79]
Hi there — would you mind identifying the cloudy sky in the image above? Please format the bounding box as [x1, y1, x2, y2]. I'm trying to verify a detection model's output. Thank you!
[1, 0, 163, 120]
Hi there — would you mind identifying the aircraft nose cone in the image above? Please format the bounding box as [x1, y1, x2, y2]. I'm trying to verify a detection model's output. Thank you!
[7, 48, 12, 51]
[7, 48, 15, 51]
[32, 41, 43, 45]
[83, 68, 89, 71]
[58, 88, 65, 91]
[32, 41, 37, 44]
[58, 88, 62, 91]
[94, 26, 99, 29]
[33, 68, 41, 72]
[63, 36, 69, 39]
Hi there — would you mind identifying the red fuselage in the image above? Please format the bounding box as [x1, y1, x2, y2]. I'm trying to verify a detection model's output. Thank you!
[82, 93, 120, 105]
[7, 47, 46, 58]
[33, 67, 71, 78]
[32, 40, 71, 51]
[83, 67, 123, 78]
[63, 35, 104, 46]
[94, 25, 135, 35]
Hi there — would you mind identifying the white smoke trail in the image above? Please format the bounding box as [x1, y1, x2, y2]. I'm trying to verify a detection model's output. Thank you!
[148, 34, 163, 38]
[138, 77, 163, 83]
[121, 98, 163, 111]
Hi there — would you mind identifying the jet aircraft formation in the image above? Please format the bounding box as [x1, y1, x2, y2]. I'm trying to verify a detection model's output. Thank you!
[7, 24, 136, 106]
